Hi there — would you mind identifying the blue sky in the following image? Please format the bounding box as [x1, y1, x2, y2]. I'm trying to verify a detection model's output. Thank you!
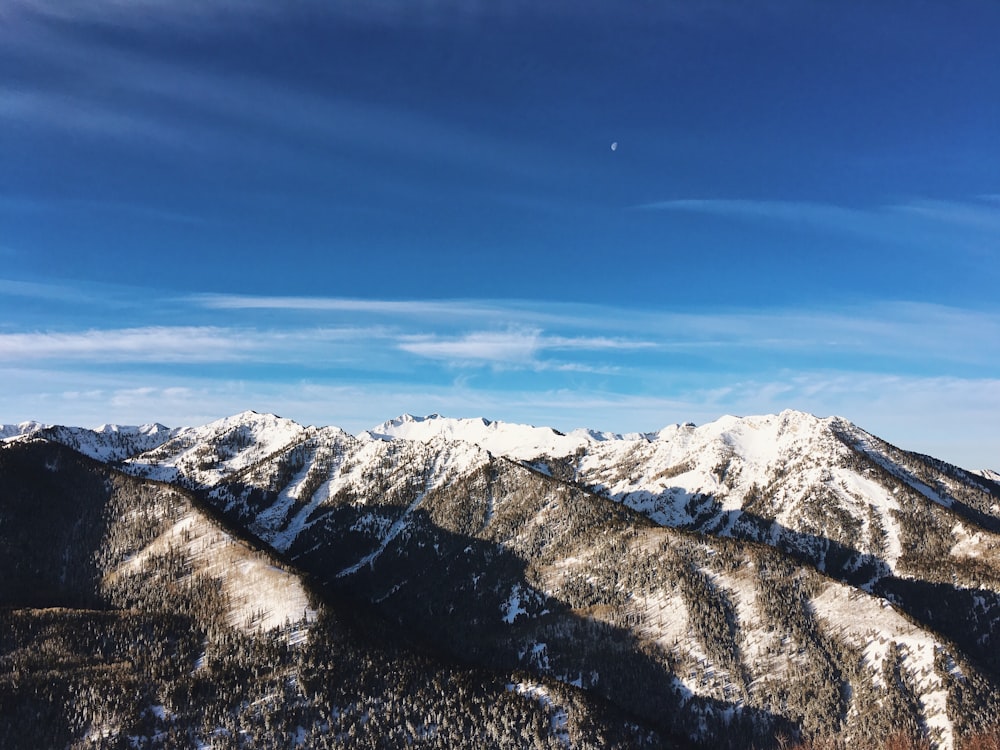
[2, 1, 999, 468]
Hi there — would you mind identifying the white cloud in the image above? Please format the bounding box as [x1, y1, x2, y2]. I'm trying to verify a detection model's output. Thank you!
[189, 293, 1000, 366]
[0, 327, 250, 362]
[0, 88, 182, 145]
[2, 286, 999, 469]
[888, 198, 1000, 230]
[545, 335, 657, 351]
[0, 326, 383, 363]
[397, 329, 656, 366]
[2, 364, 999, 470]
[399, 331, 541, 364]
[194, 294, 501, 318]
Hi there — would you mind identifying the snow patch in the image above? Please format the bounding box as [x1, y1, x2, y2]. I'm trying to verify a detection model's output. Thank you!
[502, 584, 529, 624]
[506, 681, 570, 748]
[811, 581, 954, 747]
[110, 507, 315, 634]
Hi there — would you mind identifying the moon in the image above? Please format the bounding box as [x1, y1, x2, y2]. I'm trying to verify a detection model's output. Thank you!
[611, 141, 618, 151]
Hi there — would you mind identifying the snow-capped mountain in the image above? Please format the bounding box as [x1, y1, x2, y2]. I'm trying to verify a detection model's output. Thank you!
[1, 419, 179, 461]
[2, 438, 632, 749]
[363, 412, 635, 458]
[976, 467, 1000, 483]
[369, 410, 1000, 583]
[6, 408, 1000, 748]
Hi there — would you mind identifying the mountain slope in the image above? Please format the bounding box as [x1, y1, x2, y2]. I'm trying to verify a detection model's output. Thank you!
[370, 410, 1000, 589]
[7, 409, 1000, 748]
[93, 409, 1000, 748]
[0, 437, 674, 749]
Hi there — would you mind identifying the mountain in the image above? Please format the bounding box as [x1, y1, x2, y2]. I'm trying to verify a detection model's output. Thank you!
[0, 419, 179, 462]
[3, 409, 1000, 749]
[0, 435, 662, 749]
[368, 410, 1000, 594]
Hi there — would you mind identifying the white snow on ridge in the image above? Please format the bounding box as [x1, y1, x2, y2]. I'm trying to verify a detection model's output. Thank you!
[112, 504, 315, 634]
[127, 411, 309, 485]
[366, 409, 841, 468]
[1, 421, 179, 461]
[974, 468, 1000, 483]
[812, 582, 954, 748]
[364, 412, 631, 460]
[10, 408, 982, 561]
[0, 420, 47, 439]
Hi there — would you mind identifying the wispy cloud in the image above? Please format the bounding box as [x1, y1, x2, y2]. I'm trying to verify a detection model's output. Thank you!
[4, 0, 719, 29]
[545, 335, 657, 351]
[0, 326, 384, 363]
[2, 283, 999, 467]
[638, 198, 865, 226]
[8, 285, 1000, 372]
[398, 329, 656, 367]
[0, 278, 100, 304]
[637, 197, 908, 247]
[887, 198, 1000, 231]
[637, 196, 1000, 252]
[189, 293, 1000, 369]
[0, 327, 254, 362]
[399, 330, 541, 364]
[4, 0, 279, 26]
[1, 17, 552, 185]
[194, 294, 504, 318]
[0, 88, 183, 145]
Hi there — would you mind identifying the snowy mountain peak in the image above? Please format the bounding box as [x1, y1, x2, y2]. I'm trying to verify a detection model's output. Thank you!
[190, 410, 307, 440]
[367, 413, 599, 460]
[363, 409, 854, 467]
[1, 420, 181, 462]
[93, 422, 171, 436]
[0, 420, 49, 439]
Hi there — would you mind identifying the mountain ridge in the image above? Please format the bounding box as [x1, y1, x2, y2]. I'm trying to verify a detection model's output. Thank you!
[5, 408, 1000, 747]
[5, 408, 995, 476]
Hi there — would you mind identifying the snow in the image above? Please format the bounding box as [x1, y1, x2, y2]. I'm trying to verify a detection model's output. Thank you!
[949, 522, 996, 562]
[506, 680, 570, 748]
[0, 420, 46, 439]
[631, 588, 691, 652]
[17, 408, 972, 580]
[110, 505, 315, 634]
[973, 468, 1000, 483]
[7, 407, 995, 748]
[1, 420, 178, 461]
[844, 427, 956, 508]
[127, 411, 309, 486]
[812, 581, 954, 748]
[337, 489, 427, 578]
[366, 412, 606, 460]
[502, 584, 529, 623]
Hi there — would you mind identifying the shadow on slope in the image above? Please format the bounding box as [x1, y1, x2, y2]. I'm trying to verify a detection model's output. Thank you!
[0, 440, 126, 608]
[273, 501, 797, 750]
[700, 507, 1000, 680]
[0, 441, 681, 749]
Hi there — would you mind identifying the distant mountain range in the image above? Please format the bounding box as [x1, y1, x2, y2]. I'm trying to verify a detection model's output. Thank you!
[3, 410, 1000, 749]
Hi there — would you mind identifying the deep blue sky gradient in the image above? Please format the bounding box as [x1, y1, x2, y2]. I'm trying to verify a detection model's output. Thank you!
[2, 1, 999, 467]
